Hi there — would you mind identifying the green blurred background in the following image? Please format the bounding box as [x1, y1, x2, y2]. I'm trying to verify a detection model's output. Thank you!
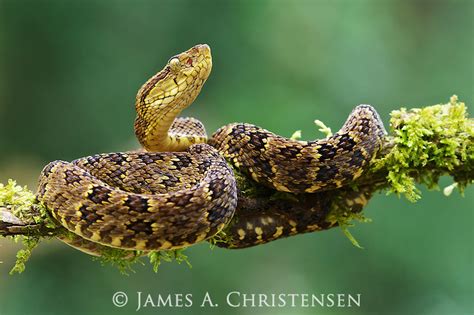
[0, 1, 472, 314]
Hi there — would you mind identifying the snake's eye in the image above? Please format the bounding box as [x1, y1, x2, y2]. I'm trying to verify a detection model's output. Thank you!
[169, 58, 180, 71]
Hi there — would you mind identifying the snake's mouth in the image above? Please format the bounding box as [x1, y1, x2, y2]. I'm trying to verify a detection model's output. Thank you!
[191, 44, 211, 57]
[181, 44, 212, 70]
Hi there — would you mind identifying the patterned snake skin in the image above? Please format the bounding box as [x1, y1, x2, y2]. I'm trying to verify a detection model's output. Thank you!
[36, 44, 386, 253]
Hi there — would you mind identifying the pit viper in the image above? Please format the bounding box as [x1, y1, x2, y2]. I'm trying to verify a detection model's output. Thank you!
[37, 44, 387, 253]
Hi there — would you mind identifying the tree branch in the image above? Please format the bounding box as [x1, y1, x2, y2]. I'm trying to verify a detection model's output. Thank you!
[1, 95, 472, 273]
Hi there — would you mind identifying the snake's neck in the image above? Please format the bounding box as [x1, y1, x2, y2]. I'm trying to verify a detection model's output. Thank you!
[135, 106, 184, 152]
[134, 85, 207, 152]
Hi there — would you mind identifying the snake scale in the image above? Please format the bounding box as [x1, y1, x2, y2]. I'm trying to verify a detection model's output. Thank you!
[37, 44, 386, 253]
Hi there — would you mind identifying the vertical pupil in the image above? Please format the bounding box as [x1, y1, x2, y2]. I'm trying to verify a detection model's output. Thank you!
[187, 58, 193, 66]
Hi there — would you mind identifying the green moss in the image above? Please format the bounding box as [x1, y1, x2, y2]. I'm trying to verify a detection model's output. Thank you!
[374, 95, 473, 201]
[0, 179, 57, 228]
[208, 230, 232, 248]
[291, 118, 333, 140]
[290, 130, 302, 140]
[0, 180, 36, 219]
[148, 249, 192, 273]
[93, 247, 143, 275]
[92, 246, 193, 274]
[0, 180, 53, 273]
[9, 236, 40, 274]
[325, 190, 372, 248]
[313, 119, 333, 137]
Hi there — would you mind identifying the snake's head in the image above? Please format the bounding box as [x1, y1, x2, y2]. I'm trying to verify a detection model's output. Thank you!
[168, 44, 212, 76]
[137, 44, 212, 110]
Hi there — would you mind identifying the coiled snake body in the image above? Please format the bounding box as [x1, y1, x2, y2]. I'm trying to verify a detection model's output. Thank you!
[37, 44, 386, 252]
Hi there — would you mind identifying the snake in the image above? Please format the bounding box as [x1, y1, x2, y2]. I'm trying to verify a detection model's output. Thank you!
[36, 44, 387, 253]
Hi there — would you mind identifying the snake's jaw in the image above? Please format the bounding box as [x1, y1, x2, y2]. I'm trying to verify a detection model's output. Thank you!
[181, 44, 212, 81]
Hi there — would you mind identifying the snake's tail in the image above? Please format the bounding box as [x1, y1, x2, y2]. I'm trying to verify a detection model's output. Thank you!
[340, 104, 388, 137]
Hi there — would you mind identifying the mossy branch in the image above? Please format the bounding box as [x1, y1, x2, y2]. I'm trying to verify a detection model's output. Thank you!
[1, 96, 472, 274]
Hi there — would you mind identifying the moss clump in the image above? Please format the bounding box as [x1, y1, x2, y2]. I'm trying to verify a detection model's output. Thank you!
[9, 236, 40, 274]
[0, 179, 57, 229]
[324, 188, 373, 248]
[374, 95, 473, 201]
[0, 180, 36, 220]
[208, 230, 229, 248]
[148, 249, 192, 273]
[93, 247, 144, 275]
[95, 248, 192, 274]
[0, 180, 54, 274]
[337, 213, 370, 249]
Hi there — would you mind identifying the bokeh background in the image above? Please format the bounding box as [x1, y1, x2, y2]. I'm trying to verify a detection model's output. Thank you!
[0, 1, 472, 315]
